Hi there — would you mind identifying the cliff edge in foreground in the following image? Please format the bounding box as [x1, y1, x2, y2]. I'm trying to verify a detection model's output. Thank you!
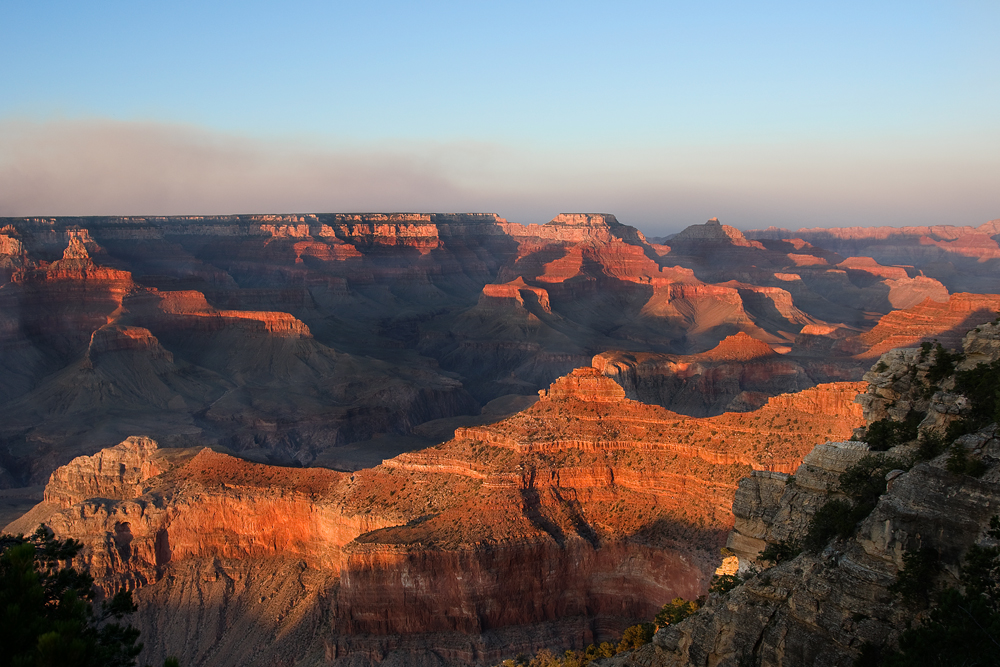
[611, 319, 1000, 666]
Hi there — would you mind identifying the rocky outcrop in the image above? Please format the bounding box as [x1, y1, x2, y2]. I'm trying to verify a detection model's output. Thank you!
[609, 320, 1000, 667]
[538, 366, 627, 401]
[697, 332, 775, 361]
[669, 219, 762, 249]
[617, 429, 1000, 667]
[480, 277, 552, 313]
[43, 436, 167, 507]
[4, 368, 868, 667]
[856, 292, 1000, 358]
[748, 220, 1000, 294]
[593, 340, 862, 417]
[725, 441, 872, 569]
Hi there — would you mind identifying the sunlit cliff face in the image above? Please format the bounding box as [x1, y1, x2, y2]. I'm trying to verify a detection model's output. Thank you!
[6, 365, 866, 666]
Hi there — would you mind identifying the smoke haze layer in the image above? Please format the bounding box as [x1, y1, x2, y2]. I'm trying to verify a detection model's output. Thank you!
[1, 119, 997, 234]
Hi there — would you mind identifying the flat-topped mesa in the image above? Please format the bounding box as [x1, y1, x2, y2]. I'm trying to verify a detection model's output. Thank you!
[480, 277, 552, 313]
[696, 332, 775, 362]
[670, 218, 762, 249]
[86, 325, 173, 360]
[836, 256, 911, 280]
[43, 436, 166, 508]
[133, 289, 312, 337]
[499, 213, 645, 244]
[323, 213, 440, 249]
[547, 213, 619, 227]
[539, 366, 627, 402]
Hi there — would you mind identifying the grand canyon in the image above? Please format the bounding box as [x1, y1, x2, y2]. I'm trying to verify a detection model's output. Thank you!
[4, 212, 1000, 666]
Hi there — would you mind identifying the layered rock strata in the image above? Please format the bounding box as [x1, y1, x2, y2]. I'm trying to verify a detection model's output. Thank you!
[609, 321, 1000, 667]
[5, 369, 865, 667]
[4, 213, 997, 485]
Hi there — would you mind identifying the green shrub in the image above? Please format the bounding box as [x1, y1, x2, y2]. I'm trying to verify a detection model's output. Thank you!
[617, 623, 655, 652]
[915, 433, 948, 461]
[709, 573, 743, 594]
[853, 642, 885, 667]
[805, 454, 910, 552]
[926, 343, 964, 384]
[839, 454, 908, 506]
[654, 597, 700, 628]
[948, 358, 1000, 439]
[883, 520, 1000, 667]
[759, 539, 801, 565]
[889, 546, 941, 606]
[946, 444, 988, 477]
[804, 499, 859, 551]
[865, 411, 923, 451]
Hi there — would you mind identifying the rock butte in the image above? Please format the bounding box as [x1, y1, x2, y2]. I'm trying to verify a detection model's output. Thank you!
[6, 368, 865, 666]
[2, 213, 996, 484]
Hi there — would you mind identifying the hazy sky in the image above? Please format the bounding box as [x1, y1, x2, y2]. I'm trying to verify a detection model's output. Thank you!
[2, 1, 998, 234]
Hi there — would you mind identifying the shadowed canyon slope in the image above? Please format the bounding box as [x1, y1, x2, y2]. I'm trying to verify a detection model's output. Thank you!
[747, 219, 1000, 294]
[1, 213, 993, 486]
[6, 370, 864, 666]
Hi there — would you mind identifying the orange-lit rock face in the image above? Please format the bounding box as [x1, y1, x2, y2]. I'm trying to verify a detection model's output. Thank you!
[539, 366, 627, 401]
[7, 368, 866, 666]
[697, 332, 775, 362]
[481, 277, 552, 313]
[858, 292, 1000, 357]
[44, 436, 166, 508]
[0, 211, 996, 506]
[592, 334, 864, 418]
[140, 289, 312, 336]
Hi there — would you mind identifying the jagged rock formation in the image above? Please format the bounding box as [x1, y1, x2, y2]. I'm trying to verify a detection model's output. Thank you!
[748, 220, 1000, 294]
[593, 333, 863, 416]
[609, 319, 1000, 667]
[4, 370, 865, 667]
[3, 213, 997, 485]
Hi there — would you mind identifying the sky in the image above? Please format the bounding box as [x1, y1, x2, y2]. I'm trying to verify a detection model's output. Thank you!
[1, 1, 998, 234]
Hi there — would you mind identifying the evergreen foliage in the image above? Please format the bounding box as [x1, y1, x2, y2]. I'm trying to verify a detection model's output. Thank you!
[0, 527, 142, 667]
[925, 343, 963, 385]
[0, 526, 179, 667]
[805, 455, 907, 552]
[759, 539, 802, 565]
[947, 358, 1000, 439]
[654, 598, 700, 628]
[865, 411, 923, 452]
[888, 547, 941, 607]
[881, 519, 1000, 666]
[709, 573, 743, 594]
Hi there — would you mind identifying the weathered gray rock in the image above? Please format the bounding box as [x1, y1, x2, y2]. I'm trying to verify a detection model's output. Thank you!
[727, 441, 870, 572]
[959, 320, 1000, 370]
[605, 321, 1000, 667]
[608, 430, 1000, 667]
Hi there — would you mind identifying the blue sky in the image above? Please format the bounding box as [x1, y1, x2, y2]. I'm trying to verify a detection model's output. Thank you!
[1, 1, 998, 233]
